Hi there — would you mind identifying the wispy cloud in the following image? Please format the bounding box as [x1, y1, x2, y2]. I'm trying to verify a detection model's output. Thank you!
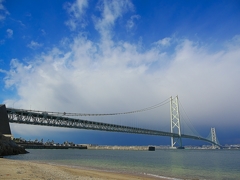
[154, 37, 172, 47]
[9, 18, 25, 27]
[41, 29, 46, 36]
[27, 40, 43, 49]
[94, 0, 133, 37]
[64, 0, 88, 30]
[126, 15, 140, 31]
[0, 68, 7, 73]
[0, 0, 9, 21]
[6, 29, 13, 38]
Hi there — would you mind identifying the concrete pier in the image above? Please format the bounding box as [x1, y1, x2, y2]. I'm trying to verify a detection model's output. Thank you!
[0, 104, 12, 138]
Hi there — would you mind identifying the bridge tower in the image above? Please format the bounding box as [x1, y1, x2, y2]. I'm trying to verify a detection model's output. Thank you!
[211, 127, 218, 149]
[170, 96, 183, 148]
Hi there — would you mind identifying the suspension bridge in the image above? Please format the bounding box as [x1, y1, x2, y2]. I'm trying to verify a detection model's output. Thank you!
[0, 96, 221, 149]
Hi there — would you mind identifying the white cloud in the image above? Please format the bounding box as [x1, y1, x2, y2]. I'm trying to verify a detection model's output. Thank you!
[4, 34, 240, 131]
[2, 0, 240, 140]
[154, 37, 172, 47]
[93, 0, 134, 39]
[6, 29, 13, 38]
[27, 40, 43, 49]
[65, 0, 88, 30]
[0, 69, 7, 73]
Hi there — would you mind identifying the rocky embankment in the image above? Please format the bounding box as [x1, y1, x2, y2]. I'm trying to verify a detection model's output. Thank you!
[0, 133, 28, 156]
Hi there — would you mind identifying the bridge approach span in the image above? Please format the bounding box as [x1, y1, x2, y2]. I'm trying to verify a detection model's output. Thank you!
[6, 107, 220, 147]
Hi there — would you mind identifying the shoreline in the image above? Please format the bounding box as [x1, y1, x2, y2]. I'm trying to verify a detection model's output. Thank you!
[0, 158, 176, 180]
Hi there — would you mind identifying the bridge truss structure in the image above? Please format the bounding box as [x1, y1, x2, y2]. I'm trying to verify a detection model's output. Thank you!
[5, 97, 221, 148]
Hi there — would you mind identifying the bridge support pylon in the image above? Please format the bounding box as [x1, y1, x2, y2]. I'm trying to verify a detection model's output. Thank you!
[170, 96, 183, 148]
[211, 127, 218, 149]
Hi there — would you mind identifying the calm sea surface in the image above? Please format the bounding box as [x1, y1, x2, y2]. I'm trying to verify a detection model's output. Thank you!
[5, 149, 240, 180]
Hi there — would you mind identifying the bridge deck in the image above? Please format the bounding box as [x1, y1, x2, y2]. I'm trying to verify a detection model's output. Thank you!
[6, 107, 221, 147]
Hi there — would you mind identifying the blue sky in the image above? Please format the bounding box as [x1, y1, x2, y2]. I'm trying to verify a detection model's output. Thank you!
[0, 0, 240, 146]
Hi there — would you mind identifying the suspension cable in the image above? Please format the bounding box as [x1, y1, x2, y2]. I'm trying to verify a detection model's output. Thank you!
[178, 99, 201, 137]
[9, 97, 170, 117]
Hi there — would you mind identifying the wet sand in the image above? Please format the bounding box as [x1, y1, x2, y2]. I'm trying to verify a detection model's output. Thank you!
[0, 158, 170, 180]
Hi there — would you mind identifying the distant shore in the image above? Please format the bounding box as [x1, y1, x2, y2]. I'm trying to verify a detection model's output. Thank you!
[0, 158, 171, 180]
[17, 143, 153, 150]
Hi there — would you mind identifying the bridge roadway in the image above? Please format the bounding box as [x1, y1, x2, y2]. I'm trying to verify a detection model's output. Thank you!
[6, 107, 221, 147]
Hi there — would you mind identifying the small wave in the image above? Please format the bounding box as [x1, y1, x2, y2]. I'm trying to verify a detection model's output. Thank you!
[144, 173, 182, 180]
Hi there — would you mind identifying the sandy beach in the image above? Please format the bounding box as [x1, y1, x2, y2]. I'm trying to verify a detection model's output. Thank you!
[0, 158, 169, 180]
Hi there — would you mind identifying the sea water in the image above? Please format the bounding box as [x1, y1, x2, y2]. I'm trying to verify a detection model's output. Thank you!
[5, 149, 240, 179]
